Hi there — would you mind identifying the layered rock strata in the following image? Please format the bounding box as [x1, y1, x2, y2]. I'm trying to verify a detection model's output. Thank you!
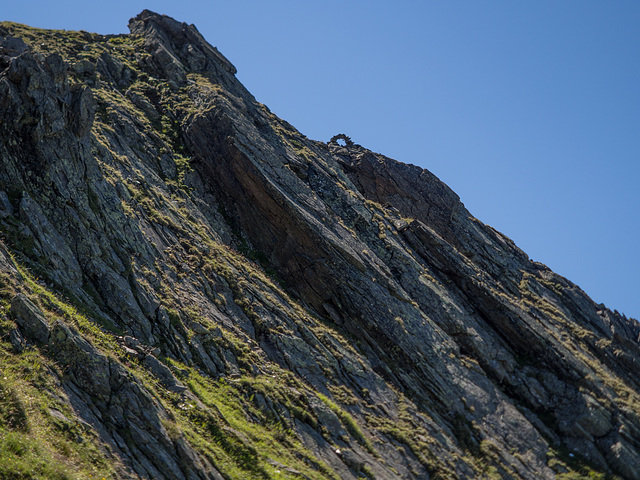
[0, 10, 639, 480]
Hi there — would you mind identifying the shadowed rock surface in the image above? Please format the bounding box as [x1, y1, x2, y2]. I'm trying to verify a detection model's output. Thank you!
[0, 10, 639, 480]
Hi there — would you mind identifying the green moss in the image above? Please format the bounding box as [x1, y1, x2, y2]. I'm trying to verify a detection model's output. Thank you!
[0, 344, 117, 479]
[0, 385, 28, 432]
[165, 365, 339, 480]
[362, 394, 454, 478]
[547, 447, 619, 480]
[0, 431, 74, 480]
[317, 393, 376, 454]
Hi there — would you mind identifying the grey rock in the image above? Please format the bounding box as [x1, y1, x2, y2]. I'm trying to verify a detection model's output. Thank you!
[603, 436, 640, 480]
[0, 191, 13, 217]
[8, 327, 25, 352]
[19, 193, 83, 287]
[1, 11, 639, 480]
[50, 321, 111, 400]
[71, 58, 96, 76]
[10, 293, 51, 344]
[128, 9, 237, 76]
[124, 335, 141, 348]
[576, 394, 613, 438]
[48, 407, 72, 424]
[142, 354, 187, 392]
[69, 84, 96, 136]
[0, 36, 28, 57]
[308, 395, 347, 438]
[125, 88, 160, 121]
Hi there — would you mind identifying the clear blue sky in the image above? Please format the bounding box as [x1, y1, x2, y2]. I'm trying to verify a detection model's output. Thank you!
[4, 2, 639, 320]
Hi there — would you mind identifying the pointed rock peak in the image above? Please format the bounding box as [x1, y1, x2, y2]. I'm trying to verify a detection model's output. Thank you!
[128, 10, 183, 37]
[128, 9, 237, 76]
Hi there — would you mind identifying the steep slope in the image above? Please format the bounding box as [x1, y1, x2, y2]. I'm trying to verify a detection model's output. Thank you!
[0, 10, 639, 480]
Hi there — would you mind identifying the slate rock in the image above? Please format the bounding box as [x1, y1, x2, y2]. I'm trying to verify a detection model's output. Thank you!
[143, 354, 187, 392]
[10, 293, 50, 344]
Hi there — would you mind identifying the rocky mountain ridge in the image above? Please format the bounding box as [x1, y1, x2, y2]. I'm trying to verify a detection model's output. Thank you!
[0, 10, 639, 480]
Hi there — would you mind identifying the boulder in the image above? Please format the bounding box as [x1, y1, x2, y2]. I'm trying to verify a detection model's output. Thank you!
[10, 293, 50, 344]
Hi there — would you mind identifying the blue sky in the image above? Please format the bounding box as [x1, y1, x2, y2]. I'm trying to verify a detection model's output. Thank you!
[4, 2, 639, 320]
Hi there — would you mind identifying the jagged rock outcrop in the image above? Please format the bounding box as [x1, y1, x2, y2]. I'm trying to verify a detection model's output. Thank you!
[0, 10, 639, 480]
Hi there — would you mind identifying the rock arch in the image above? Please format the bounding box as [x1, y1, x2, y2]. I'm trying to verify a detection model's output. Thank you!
[328, 134, 354, 148]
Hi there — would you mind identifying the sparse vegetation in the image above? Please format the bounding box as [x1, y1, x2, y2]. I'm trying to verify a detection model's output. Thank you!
[0, 14, 636, 480]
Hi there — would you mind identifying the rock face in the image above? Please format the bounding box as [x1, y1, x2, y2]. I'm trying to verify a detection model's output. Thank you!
[0, 10, 639, 480]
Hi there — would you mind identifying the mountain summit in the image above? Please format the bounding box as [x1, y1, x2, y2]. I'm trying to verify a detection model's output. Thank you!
[0, 10, 639, 480]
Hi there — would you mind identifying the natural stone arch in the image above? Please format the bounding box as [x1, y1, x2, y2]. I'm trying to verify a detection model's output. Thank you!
[329, 134, 354, 148]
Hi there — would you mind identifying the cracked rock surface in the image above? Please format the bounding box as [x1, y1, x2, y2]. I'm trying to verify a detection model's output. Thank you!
[0, 10, 639, 480]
